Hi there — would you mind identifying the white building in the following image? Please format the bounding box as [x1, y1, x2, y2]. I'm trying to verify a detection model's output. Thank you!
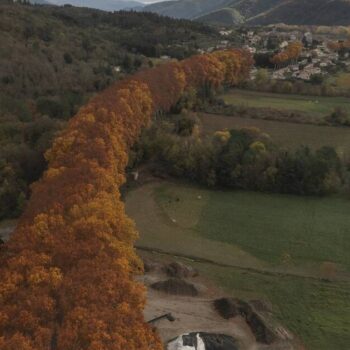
[168, 334, 205, 350]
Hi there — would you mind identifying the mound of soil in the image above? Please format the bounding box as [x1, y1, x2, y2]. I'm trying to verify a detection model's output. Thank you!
[143, 258, 162, 273]
[199, 333, 239, 350]
[164, 262, 198, 279]
[214, 298, 276, 344]
[151, 278, 199, 296]
[214, 298, 241, 319]
[168, 332, 239, 350]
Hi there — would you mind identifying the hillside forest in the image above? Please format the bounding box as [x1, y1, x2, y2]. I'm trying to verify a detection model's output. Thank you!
[0, 1, 220, 219]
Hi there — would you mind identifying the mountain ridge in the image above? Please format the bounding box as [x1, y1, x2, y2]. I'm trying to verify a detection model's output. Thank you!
[38, 0, 145, 11]
[143, 0, 350, 26]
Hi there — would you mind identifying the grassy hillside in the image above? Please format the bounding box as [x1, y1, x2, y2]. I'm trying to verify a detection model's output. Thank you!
[249, 0, 350, 26]
[145, 0, 350, 26]
[144, 0, 234, 20]
[230, 0, 282, 19]
[195, 8, 244, 26]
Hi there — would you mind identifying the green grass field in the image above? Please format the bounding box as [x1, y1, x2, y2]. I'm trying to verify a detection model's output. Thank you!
[221, 89, 350, 116]
[153, 183, 350, 271]
[199, 113, 350, 155]
[196, 189, 350, 270]
[193, 262, 350, 350]
[126, 181, 350, 350]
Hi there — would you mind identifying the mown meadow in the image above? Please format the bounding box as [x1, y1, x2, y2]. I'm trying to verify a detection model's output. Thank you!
[221, 89, 350, 116]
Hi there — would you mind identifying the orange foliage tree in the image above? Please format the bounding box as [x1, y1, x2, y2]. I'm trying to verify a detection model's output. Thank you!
[328, 39, 350, 52]
[271, 41, 303, 68]
[0, 49, 252, 349]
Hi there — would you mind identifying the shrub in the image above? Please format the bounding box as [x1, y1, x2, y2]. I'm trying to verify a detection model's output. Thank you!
[36, 98, 64, 119]
[63, 52, 73, 64]
[175, 116, 196, 136]
[326, 107, 350, 126]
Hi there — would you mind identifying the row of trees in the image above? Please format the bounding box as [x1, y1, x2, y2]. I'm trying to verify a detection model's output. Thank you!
[133, 117, 344, 196]
[0, 49, 252, 349]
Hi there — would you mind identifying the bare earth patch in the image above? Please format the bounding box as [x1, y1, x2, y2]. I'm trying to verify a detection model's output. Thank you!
[140, 254, 298, 350]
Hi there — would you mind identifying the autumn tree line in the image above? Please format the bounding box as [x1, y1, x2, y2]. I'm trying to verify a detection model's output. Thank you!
[0, 49, 252, 350]
[328, 39, 350, 54]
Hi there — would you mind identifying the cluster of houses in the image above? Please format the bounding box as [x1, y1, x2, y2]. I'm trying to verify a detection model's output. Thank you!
[235, 27, 350, 82]
[271, 43, 340, 81]
[190, 26, 350, 83]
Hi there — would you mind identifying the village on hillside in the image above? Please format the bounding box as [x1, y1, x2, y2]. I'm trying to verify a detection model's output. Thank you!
[208, 26, 350, 83]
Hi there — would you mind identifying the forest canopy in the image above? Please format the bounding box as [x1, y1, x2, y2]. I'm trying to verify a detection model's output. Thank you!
[0, 1, 221, 219]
